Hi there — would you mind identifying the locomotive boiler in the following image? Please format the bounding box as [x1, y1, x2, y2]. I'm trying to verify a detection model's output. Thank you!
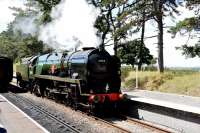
[16, 48, 126, 112]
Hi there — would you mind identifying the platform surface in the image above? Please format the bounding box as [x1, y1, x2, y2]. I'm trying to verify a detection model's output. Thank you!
[0, 94, 49, 133]
[125, 90, 200, 114]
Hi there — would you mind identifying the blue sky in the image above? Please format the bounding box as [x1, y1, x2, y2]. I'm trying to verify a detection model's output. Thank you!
[0, 0, 199, 67]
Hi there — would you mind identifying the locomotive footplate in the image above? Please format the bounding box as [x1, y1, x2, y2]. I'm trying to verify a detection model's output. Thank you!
[34, 74, 80, 84]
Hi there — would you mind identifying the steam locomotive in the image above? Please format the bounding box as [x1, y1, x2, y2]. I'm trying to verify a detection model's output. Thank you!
[16, 47, 126, 112]
[0, 56, 13, 92]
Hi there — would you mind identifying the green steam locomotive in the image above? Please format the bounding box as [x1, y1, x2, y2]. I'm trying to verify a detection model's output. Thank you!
[16, 47, 126, 112]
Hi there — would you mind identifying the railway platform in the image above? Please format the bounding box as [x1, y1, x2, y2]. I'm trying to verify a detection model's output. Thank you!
[124, 90, 200, 133]
[0, 94, 49, 133]
[125, 90, 200, 114]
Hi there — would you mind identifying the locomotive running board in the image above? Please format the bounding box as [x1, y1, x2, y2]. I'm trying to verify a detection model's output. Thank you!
[34, 74, 80, 84]
[33, 74, 90, 96]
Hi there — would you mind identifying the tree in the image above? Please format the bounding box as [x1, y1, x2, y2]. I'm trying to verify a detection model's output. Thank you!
[89, 0, 179, 73]
[168, 1, 200, 58]
[17, 35, 44, 59]
[120, 0, 178, 72]
[176, 43, 200, 58]
[34, 0, 61, 23]
[169, 17, 199, 37]
[88, 0, 140, 54]
[0, 32, 18, 60]
[150, 0, 178, 73]
[0, 1, 48, 61]
[0, 28, 45, 61]
[186, 0, 200, 6]
[11, 0, 61, 24]
[118, 40, 153, 69]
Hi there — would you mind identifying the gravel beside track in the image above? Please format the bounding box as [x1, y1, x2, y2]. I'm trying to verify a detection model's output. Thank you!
[102, 115, 175, 133]
[2, 92, 125, 133]
[124, 116, 175, 133]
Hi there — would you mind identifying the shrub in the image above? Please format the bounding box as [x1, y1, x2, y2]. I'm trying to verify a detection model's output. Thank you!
[124, 78, 136, 89]
[121, 66, 133, 81]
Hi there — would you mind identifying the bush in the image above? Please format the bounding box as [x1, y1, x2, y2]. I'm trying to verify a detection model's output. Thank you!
[124, 75, 148, 89]
[121, 66, 133, 81]
[145, 73, 173, 90]
[123, 71, 174, 90]
[121, 69, 200, 96]
[144, 66, 157, 71]
[125, 78, 136, 89]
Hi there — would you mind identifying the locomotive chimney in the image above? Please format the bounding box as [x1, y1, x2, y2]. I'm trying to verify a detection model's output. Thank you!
[82, 47, 95, 51]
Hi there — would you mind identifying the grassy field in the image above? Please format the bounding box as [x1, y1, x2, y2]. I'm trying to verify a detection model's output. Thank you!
[121, 68, 200, 97]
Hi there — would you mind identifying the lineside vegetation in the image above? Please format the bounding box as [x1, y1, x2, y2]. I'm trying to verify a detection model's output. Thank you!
[121, 67, 200, 97]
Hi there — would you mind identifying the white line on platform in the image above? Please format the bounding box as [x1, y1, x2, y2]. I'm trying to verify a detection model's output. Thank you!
[0, 94, 50, 133]
[130, 97, 200, 115]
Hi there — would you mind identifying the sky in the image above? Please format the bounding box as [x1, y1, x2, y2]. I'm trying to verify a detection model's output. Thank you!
[0, 0, 25, 31]
[0, 0, 199, 67]
[143, 5, 200, 67]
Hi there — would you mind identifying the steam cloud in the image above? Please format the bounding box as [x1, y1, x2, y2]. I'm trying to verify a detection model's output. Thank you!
[13, 15, 40, 36]
[39, 0, 100, 50]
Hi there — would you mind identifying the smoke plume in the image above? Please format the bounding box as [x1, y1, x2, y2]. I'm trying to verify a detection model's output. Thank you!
[39, 0, 100, 50]
[13, 15, 40, 36]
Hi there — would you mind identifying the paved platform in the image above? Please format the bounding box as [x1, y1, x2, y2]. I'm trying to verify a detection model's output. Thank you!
[124, 90, 200, 115]
[0, 94, 49, 133]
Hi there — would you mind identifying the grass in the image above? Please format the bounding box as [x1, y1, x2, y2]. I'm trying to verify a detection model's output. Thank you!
[121, 68, 200, 97]
[159, 73, 200, 96]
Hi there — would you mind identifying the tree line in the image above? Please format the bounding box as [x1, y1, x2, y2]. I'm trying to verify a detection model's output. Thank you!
[0, 0, 199, 72]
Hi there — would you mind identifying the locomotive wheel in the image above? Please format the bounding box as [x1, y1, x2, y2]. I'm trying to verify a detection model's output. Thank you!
[64, 92, 71, 106]
[33, 83, 41, 97]
[44, 89, 50, 98]
[71, 101, 78, 110]
[88, 103, 96, 115]
[19, 80, 25, 88]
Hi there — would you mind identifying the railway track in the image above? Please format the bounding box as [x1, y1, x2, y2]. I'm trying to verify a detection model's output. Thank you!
[5, 92, 81, 133]
[102, 116, 173, 133]
[76, 111, 131, 133]
[77, 111, 174, 133]
[122, 115, 173, 133]
[8, 84, 175, 133]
